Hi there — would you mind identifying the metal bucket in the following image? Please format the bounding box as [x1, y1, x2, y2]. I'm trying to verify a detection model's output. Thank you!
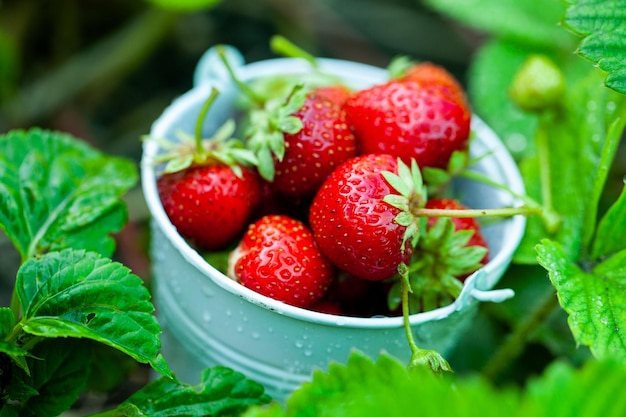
[141, 46, 526, 401]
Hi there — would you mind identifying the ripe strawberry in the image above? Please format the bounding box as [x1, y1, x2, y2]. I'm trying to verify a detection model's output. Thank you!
[249, 86, 358, 200]
[151, 88, 262, 251]
[228, 214, 334, 308]
[401, 62, 468, 106]
[343, 77, 471, 169]
[275, 89, 357, 199]
[424, 198, 489, 266]
[158, 165, 262, 251]
[309, 154, 422, 281]
[313, 84, 352, 105]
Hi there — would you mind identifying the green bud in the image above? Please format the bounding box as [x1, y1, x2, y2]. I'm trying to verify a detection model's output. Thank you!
[509, 54, 565, 113]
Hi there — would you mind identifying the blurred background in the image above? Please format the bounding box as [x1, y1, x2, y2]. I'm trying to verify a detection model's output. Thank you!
[1, 0, 621, 409]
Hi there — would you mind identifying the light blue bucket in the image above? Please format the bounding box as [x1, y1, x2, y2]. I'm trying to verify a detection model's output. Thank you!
[141, 46, 526, 401]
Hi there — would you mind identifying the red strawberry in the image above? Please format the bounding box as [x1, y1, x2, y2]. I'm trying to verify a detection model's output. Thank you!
[343, 78, 471, 169]
[158, 165, 262, 251]
[424, 198, 489, 266]
[228, 214, 334, 308]
[313, 84, 353, 105]
[262, 87, 358, 200]
[152, 88, 262, 251]
[309, 153, 422, 281]
[401, 62, 468, 106]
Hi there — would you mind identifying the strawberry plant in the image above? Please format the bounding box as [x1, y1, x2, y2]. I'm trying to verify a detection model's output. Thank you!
[0, 129, 270, 416]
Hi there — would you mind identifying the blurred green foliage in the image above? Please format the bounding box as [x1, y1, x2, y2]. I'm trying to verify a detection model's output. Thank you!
[0, 0, 475, 162]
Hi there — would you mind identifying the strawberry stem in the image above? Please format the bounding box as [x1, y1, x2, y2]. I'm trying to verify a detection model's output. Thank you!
[413, 205, 542, 218]
[270, 35, 318, 68]
[536, 114, 562, 233]
[399, 263, 452, 375]
[216, 45, 265, 105]
[458, 168, 561, 232]
[194, 88, 220, 153]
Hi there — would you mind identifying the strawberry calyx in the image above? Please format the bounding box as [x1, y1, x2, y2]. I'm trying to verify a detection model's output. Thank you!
[148, 88, 258, 177]
[387, 55, 416, 79]
[422, 149, 470, 197]
[245, 83, 309, 181]
[388, 217, 489, 313]
[398, 263, 452, 375]
[382, 158, 428, 251]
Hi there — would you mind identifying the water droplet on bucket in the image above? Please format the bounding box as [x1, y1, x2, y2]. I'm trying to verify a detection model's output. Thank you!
[295, 340, 304, 349]
[236, 325, 243, 333]
[334, 317, 347, 326]
[304, 350, 313, 357]
[202, 311, 211, 323]
[251, 332, 260, 340]
[201, 286, 214, 297]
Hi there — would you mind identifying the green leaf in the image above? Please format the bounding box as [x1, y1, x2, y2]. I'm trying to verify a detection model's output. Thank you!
[522, 359, 626, 417]
[0, 405, 19, 417]
[16, 249, 171, 377]
[10, 339, 91, 417]
[564, 0, 626, 94]
[247, 350, 519, 417]
[117, 366, 270, 416]
[0, 308, 14, 339]
[245, 350, 626, 417]
[423, 0, 576, 50]
[536, 239, 626, 363]
[86, 344, 138, 393]
[592, 180, 626, 259]
[515, 70, 626, 263]
[0, 341, 31, 377]
[284, 351, 438, 417]
[0, 128, 137, 261]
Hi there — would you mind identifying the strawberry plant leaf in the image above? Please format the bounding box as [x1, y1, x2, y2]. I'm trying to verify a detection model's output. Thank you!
[15, 249, 171, 377]
[423, 0, 576, 50]
[9, 339, 91, 417]
[564, 0, 626, 94]
[115, 366, 270, 416]
[515, 70, 626, 263]
[244, 350, 626, 417]
[521, 358, 626, 416]
[0, 308, 14, 338]
[0, 128, 137, 261]
[536, 239, 626, 363]
[592, 180, 626, 259]
[245, 350, 508, 417]
[0, 405, 18, 417]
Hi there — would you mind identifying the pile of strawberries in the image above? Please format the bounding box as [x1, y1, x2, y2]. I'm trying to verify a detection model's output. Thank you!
[154, 45, 490, 317]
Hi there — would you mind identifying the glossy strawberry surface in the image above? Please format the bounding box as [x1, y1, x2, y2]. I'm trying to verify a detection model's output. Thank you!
[309, 153, 412, 281]
[401, 62, 468, 106]
[344, 79, 471, 169]
[228, 214, 334, 308]
[272, 91, 357, 200]
[158, 165, 262, 251]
